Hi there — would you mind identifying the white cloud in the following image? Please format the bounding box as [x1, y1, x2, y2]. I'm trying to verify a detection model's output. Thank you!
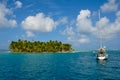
[116, 11, 120, 17]
[22, 13, 68, 38]
[67, 34, 90, 44]
[94, 17, 110, 38]
[100, 0, 118, 12]
[62, 26, 90, 44]
[26, 31, 35, 38]
[76, 10, 94, 33]
[21, 13, 56, 32]
[76, 9, 120, 39]
[55, 17, 68, 26]
[0, 3, 17, 28]
[15, 1, 22, 8]
[60, 12, 92, 44]
[61, 27, 75, 36]
[93, 11, 120, 39]
[78, 35, 90, 44]
[114, 11, 120, 32]
[62, 9, 120, 45]
[0, 4, 11, 16]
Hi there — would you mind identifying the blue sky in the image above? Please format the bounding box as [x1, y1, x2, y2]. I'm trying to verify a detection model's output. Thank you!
[0, 0, 120, 50]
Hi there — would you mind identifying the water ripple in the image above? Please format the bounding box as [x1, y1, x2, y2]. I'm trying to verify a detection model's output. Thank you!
[0, 51, 120, 80]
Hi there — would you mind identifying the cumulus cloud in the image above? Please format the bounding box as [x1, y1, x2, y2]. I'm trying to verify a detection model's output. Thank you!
[22, 13, 68, 38]
[15, 1, 22, 8]
[100, 0, 118, 12]
[61, 27, 75, 36]
[66, 34, 90, 44]
[94, 11, 120, 39]
[0, 3, 17, 28]
[55, 17, 68, 26]
[76, 9, 120, 39]
[76, 10, 94, 33]
[62, 9, 120, 45]
[62, 26, 90, 44]
[26, 31, 35, 38]
[94, 17, 110, 38]
[61, 10, 93, 44]
[78, 35, 90, 44]
[21, 13, 56, 32]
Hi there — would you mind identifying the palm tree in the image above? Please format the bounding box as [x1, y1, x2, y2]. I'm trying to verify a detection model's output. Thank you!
[9, 39, 73, 53]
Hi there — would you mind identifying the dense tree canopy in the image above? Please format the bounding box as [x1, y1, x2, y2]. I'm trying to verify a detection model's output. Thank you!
[9, 39, 73, 53]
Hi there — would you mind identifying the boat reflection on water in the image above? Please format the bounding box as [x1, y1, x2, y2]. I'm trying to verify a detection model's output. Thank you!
[97, 59, 107, 65]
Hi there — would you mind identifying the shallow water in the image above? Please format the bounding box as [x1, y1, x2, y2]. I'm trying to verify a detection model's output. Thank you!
[0, 50, 120, 80]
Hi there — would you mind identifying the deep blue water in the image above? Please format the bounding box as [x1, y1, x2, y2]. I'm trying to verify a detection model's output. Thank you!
[0, 50, 120, 80]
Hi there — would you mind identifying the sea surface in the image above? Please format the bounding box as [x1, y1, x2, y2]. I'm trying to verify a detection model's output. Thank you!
[0, 50, 120, 80]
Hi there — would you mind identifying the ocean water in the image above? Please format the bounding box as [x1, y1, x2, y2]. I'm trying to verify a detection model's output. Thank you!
[0, 50, 120, 80]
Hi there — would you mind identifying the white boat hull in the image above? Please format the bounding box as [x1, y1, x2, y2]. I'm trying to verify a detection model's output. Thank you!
[97, 53, 108, 60]
[97, 56, 106, 60]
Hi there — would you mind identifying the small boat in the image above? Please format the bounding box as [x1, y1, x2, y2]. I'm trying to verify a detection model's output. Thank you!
[96, 10, 108, 60]
[96, 48, 108, 60]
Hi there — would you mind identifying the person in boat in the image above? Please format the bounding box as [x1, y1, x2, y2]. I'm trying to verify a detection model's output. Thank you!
[97, 48, 105, 57]
[100, 48, 104, 53]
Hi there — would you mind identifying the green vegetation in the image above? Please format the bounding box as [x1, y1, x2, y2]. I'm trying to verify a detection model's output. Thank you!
[9, 39, 73, 53]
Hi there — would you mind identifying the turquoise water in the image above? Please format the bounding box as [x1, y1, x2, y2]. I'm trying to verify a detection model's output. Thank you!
[0, 51, 120, 80]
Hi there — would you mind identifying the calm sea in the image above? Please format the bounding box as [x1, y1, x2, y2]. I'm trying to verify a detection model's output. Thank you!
[0, 50, 120, 80]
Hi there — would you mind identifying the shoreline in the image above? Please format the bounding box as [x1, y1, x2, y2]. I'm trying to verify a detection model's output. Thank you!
[1, 49, 120, 54]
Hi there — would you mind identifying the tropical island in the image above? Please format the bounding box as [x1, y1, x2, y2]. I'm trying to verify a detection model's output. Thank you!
[9, 39, 73, 53]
